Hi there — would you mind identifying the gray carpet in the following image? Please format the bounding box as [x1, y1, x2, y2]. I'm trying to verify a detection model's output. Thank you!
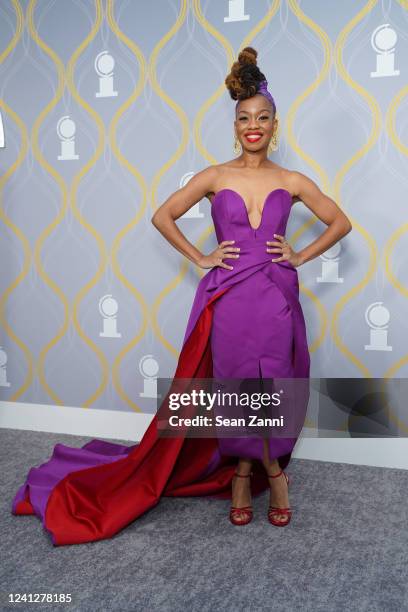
[1, 428, 408, 612]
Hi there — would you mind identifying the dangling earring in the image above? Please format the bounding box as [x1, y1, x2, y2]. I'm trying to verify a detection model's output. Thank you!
[268, 134, 278, 153]
[268, 115, 280, 153]
[233, 136, 242, 155]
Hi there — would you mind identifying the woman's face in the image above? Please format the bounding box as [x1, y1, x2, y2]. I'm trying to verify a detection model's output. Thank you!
[234, 95, 277, 151]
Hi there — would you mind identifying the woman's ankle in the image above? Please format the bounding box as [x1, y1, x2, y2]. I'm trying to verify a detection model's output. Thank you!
[263, 458, 281, 477]
[235, 458, 252, 477]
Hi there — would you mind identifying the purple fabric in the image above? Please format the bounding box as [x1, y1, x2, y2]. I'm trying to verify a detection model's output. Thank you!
[11, 440, 137, 528]
[211, 260, 295, 461]
[183, 187, 310, 465]
[235, 79, 276, 114]
[183, 188, 310, 379]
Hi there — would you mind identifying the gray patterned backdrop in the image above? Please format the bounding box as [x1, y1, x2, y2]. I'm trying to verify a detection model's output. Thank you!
[1, 0, 407, 420]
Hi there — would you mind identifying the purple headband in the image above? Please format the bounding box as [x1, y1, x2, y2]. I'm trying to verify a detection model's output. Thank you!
[235, 79, 276, 114]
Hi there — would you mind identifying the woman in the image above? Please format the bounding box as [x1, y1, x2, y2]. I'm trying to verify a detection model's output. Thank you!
[11, 47, 352, 545]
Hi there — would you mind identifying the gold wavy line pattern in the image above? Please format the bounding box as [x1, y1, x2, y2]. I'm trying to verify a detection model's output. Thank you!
[331, 0, 380, 378]
[1, 1, 404, 415]
[65, 0, 107, 408]
[27, 0, 106, 407]
[186, 0, 235, 293]
[192, 0, 235, 166]
[383, 0, 408, 378]
[285, 0, 332, 357]
[0, 99, 31, 400]
[0, 1, 32, 401]
[0, 0, 23, 64]
[107, 0, 150, 412]
[27, 0, 70, 405]
[149, 1, 190, 361]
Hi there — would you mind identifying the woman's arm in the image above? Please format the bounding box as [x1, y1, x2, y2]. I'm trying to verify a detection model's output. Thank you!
[288, 171, 353, 267]
[151, 167, 216, 265]
[151, 166, 239, 271]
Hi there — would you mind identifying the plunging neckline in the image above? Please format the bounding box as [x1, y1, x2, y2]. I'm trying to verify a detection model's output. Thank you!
[211, 188, 292, 232]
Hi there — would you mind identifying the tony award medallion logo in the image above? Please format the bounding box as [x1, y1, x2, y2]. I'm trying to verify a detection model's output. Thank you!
[99, 294, 122, 338]
[95, 51, 118, 98]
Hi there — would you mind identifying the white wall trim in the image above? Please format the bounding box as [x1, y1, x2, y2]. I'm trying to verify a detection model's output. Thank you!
[0, 400, 153, 442]
[294, 436, 408, 470]
[1, 400, 407, 470]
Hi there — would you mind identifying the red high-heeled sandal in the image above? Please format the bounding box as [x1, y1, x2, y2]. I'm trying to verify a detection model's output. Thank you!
[267, 469, 292, 527]
[229, 471, 253, 526]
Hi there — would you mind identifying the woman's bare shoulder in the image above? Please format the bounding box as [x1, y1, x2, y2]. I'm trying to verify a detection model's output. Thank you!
[200, 163, 234, 202]
[281, 168, 306, 203]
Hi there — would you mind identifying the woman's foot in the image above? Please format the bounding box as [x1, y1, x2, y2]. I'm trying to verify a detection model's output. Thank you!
[267, 468, 292, 526]
[229, 471, 253, 525]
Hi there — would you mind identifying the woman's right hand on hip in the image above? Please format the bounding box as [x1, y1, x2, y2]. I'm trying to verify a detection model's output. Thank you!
[197, 240, 240, 270]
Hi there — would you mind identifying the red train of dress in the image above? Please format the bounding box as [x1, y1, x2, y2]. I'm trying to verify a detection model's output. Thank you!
[12, 287, 275, 546]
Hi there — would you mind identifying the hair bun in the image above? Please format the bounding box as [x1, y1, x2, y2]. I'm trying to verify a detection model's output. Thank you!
[237, 47, 258, 66]
[225, 46, 266, 103]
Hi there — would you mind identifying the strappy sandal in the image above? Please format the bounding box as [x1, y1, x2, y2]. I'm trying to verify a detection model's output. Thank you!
[229, 471, 253, 526]
[267, 469, 292, 527]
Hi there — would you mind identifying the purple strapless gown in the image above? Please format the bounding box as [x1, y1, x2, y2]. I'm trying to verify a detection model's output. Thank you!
[185, 187, 311, 466]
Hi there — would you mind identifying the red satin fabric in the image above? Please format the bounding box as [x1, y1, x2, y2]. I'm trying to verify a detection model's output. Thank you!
[41, 287, 271, 545]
